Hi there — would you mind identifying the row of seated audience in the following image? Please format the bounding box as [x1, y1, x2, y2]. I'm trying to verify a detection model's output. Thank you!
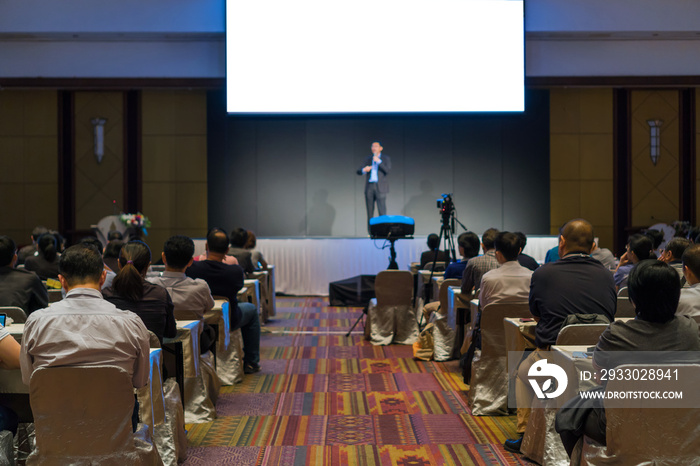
[436, 219, 700, 460]
[0, 225, 267, 441]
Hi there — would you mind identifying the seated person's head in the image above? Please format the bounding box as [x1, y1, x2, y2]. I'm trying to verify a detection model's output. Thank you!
[627, 234, 653, 263]
[58, 244, 106, 290]
[682, 244, 700, 286]
[49, 230, 65, 253]
[31, 226, 48, 242]
[0, 236, 17, 268]
[36, 233, 58, 262]
[627, 260, 680, 323]
[206, 227, 230, 254]
[79, 236, 104, 253]
[107, 231, 124, 242]
[644, 229, 664, 251]
[244, 230, 257, 250]
[458, 232, 480, 260]
[426, 234, 440, 251]
[162, 235, 195, 270]
[687, 226, 700, 243]
[559, 219, 594, 255]
[514, 232, 527, 252]
[230, 228, 248, 249]
[494, 232, 521, 263]
[103, 240, 124, 259]
[662, 237, 690, 263]
[481, 228, 500, 251]
[112, 241, 151, 301]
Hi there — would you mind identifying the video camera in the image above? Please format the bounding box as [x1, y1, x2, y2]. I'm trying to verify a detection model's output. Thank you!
[436, 193, 454, 221]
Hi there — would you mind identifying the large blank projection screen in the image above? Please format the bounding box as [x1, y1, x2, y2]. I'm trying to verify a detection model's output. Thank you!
[226, 0, 524, 114]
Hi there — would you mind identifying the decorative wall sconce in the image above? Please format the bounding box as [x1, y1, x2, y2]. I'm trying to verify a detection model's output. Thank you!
[91, 117, 107, 164]
[647, 119, 663, 166]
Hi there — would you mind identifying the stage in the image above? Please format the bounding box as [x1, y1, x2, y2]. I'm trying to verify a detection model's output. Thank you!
[194, 236, 559, 296]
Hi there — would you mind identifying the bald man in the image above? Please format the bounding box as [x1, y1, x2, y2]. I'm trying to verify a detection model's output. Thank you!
[504, 218, 617, 453]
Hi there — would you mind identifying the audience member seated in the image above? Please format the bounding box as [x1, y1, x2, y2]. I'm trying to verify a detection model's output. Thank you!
[20, 244, 150, 432]
[229, 227, 256, 274]
[688, 226, 700, 244]
[194, 228, 238, 266]
[148, 235, 217, 353]
[444, 232, 480, 279]
[644, 228, 664, 258]
[80, 236, 116, 289]
[460, 228, 500, 296]
[49, 230, 66, 254]
[0, 321, 21, 435]
[186, 228, 261, 374]
[590, 240, 616, 270]
[660, 237, 690, 283]
[24, 233, 60, 280]
[544, 245, 559, 263]
[108, 230, 123, 242]
[0, 236, 48, 315]
[504, 218, 616, 454]
[677, 244, 700, 317]
[244, 230, 268, 270]
[419, 233, 450, 270]
[478, 232, 533, 309]
[555, 260, 700, 456]
[103, 239, 124, 273]
[16, 226, 48, 265]
[514, 232, 539, 271]
[102, 241, 176, 344]
[614, 234, 653, 289]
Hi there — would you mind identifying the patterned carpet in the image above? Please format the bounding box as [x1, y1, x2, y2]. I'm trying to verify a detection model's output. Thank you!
[184, 297, 534, 465]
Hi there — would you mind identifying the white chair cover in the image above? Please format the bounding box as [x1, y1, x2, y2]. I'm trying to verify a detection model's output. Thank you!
[430, 279, 461, 361]
[365, 271, 417, 346]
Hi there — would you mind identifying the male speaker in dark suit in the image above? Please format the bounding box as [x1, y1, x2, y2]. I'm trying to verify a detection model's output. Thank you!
[357, 141, 391, 227]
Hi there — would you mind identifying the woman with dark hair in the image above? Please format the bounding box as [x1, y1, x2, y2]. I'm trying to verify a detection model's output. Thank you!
[244, 230, 268, 270]
[103, 239, 124, 273]
[24, 233, 60, 280]
[102, 241, 176, 343]
[419, 233, 449, 270]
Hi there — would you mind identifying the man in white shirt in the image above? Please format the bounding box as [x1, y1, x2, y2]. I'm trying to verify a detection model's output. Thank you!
[677, 244, 700, 316]
[149, 235, 217, 353]
[20, 244, 150, 431]
[479, 231, 533, 308]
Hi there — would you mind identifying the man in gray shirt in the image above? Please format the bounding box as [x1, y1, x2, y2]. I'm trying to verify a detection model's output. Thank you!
[678, 244, 700, 316]
[149, 235, 217, 353]
[20, 244, 150, 428]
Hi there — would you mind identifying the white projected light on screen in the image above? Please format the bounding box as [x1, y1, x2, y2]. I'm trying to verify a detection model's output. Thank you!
[226, 0, 524, 113]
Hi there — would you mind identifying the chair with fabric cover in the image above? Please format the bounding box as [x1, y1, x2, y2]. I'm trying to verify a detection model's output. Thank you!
[28, 365, 161, 466]
[615, 297, 635, 318]
[0, 306, 27, 324]
[468, 302, 531, 416]
[422, 261, 447, 272]
[428, 278, 461, 361]
[365, 270, 416, 345]
[555, 324, 610, 346]
[575, 364, 700, 466]
[210, 297, 244, 385]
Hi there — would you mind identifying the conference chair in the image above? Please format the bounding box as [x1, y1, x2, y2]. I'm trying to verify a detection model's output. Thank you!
[0, 306, 27, 324]
[47, 289, 63, 303]
[467, 302, 531, 416]
[573, 364, 700, 465]
[28, 365, 161, 465]
[615, 296, 636, 318]
[211, 296, 244, 385]
[422, 261, 447, 272]
[555, 324, 609, 346]
[616, 286, 628, 297]
[365, 270, 417, 345]
[428, 278, 461, 361]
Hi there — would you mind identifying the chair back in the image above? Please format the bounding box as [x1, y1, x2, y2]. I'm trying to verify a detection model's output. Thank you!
[592, 364, 700, 464]
[479, 302, 531, 355]
[0, 306, 27, 324]
[374, 270, 413, 307]
[438, 279, 461, 315]
[147, 331, 161, 349]
[555, 323, 609, 346]
[47, 289, 63, 303]
[617, 286, 629, 297]
[30, 365, 135, 456]
[615, 296, 635, 318]
[173, 309, 202, 322]
[423, 261, 446, 272]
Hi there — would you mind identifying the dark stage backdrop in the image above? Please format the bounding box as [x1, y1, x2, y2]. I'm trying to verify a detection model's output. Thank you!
[207, 90, 550, 237]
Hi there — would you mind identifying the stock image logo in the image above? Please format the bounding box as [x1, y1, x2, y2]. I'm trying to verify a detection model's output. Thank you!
[527, 359, 568, 399]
